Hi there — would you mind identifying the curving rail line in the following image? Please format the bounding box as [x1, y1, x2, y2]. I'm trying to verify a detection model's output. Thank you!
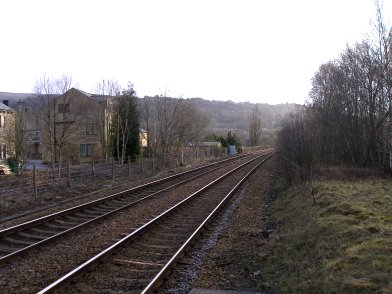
[37, 152, 273, 293]
[0, 153, 257, 264]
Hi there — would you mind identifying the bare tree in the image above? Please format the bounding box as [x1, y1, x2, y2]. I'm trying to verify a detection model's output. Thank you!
[13, 108, 29, 169]
[277, 109, 318, 185]
[174, 100, 210, 163]
[91, 79, 120, 161]
[140, 96, 154, 157]
[249, 104, 262, 146]
[55, 87, 86, 165]
[156, 96, 183, 154]
[34, 74, 58, 164]
[287, 0, 392, 171]
[188, 108, 211, 146]
[140, 95, 210, 165]
[33, 74, 78, 167]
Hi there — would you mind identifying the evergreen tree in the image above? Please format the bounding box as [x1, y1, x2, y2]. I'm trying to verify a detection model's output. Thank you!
[112, 83, 140, 161]
[226, 130, 241, 146]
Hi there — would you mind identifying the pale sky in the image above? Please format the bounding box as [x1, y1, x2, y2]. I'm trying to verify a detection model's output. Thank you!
[0, 0, 391, 104]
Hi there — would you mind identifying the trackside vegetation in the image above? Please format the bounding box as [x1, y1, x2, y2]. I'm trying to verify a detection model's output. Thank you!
[257, 175, 392, 293]
[270, 5, 392, 292]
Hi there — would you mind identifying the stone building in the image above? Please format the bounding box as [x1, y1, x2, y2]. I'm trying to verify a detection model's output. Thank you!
[41, 88, 113, 163]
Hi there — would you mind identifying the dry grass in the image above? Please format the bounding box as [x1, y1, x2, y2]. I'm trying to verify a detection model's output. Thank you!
[257, 176, 392, 293]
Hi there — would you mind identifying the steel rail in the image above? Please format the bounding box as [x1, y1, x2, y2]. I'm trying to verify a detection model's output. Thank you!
[1, 155, 247, 235]
[37, 152, 273, 293]
[0, 153, 256, 263]
[142, 153, 273, 293]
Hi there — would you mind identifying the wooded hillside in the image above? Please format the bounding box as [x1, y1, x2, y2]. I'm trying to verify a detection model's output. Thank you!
[188, 98, 300, 131]
[1, 91, 300, 146]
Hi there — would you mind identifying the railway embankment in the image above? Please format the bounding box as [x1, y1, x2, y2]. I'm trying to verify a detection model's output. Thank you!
[258, 172, 392, 293]
[194, 160, 392, 293]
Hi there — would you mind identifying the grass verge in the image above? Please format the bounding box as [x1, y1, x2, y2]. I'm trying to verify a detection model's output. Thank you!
[257, 177, 392, 293]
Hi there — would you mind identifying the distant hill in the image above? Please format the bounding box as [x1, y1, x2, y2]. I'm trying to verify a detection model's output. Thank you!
[138, 96, 302, 145]
[1, 91, 301, 145]
[187, 98, 302, 145]
[0, 92, 35, 106]
[188, 98, 301, 130]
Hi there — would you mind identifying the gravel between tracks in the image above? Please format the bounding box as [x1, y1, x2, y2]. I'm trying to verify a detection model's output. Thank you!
[162, 157, 276, 293]
[0, 157, 253, 293]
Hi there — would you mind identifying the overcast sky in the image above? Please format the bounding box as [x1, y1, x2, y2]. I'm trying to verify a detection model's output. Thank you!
[1, 0, 391, 104]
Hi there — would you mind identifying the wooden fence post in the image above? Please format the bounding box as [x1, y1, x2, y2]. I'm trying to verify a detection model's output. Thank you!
[33, 164, 37, 199]
[128, 156, 131, 182]
[92, 158, 95, 180]
[67, 161, 71, 188]
[112, 158, 115, 181]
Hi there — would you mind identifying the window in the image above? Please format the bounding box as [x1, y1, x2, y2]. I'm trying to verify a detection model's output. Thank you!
[58, 103, 70, 113]
[86, 123, 97, 135]
[0, 114, 4, 128]
[80, 144, 93, 157]
[24, 107, 28, 112]
[35, 116, 39, 123]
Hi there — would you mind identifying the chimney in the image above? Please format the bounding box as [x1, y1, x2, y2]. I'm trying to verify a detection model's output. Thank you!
[3, 100, 9, 106]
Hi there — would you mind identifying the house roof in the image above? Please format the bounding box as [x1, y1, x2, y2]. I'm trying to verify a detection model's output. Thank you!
[0, 102, 14, 111]
[67, 88, 110, 102]
[76, 89, 92, 97]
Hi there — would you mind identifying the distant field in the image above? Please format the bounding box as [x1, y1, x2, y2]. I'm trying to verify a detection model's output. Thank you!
[258, 176, 392, 293]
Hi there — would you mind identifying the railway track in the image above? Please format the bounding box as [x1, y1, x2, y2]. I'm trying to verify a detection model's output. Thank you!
[0, 153, 258, 264]
[37, 153, 273, 293]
